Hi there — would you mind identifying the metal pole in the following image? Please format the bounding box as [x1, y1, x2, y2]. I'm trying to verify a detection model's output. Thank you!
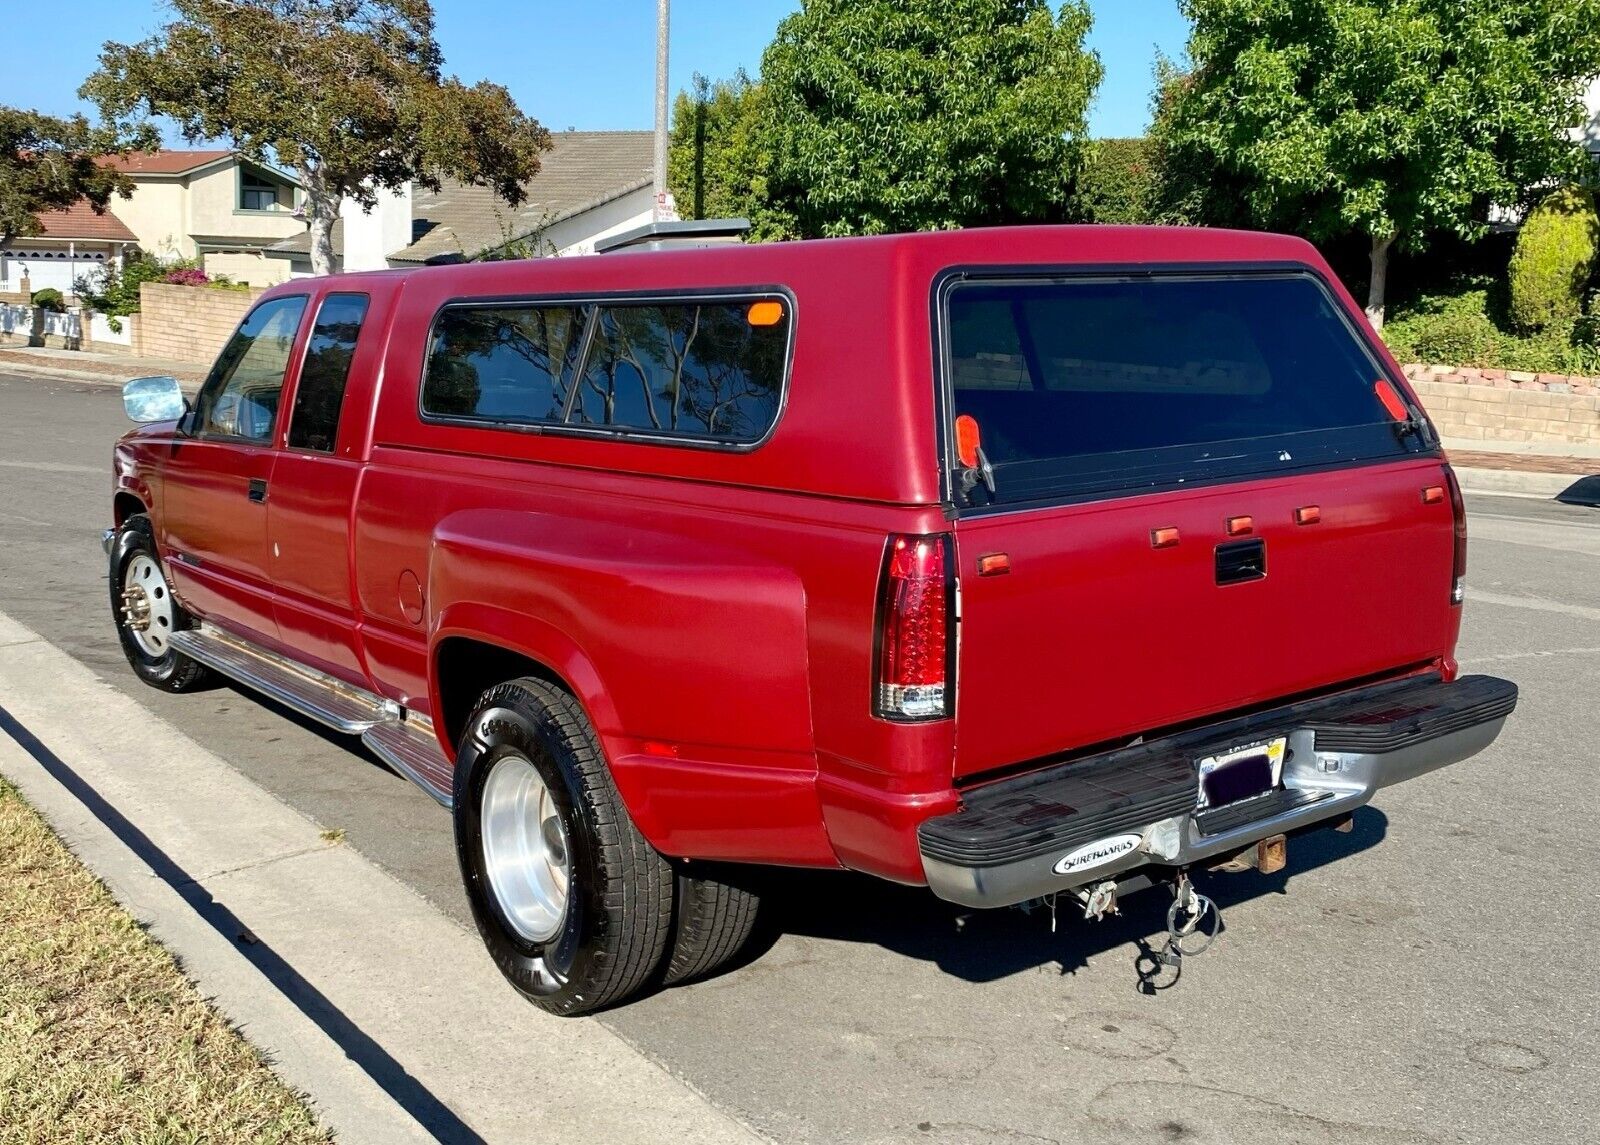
[654, 0, 670, 221]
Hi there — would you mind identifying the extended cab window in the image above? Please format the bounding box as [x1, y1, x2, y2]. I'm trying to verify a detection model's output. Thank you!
[289, 292, 369, 452]
[945, 273, 1419, 506]
[194, 295, 308, 443]
[423, 296, 789, 445]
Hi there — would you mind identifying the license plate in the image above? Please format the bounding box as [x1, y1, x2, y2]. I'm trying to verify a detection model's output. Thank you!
[1196, 737, 1286, 810]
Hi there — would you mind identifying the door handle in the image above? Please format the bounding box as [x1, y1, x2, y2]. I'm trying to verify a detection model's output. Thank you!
[248, 478, 268, 504]
[1215, 538, 1266, 585]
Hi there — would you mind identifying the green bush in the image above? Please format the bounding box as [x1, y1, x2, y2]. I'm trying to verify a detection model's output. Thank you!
[1072, 137, 1157, 224]
[30, 287, 66, 313]
[1384, 278, 1600, 375]
[1507, 185, 1600, 331]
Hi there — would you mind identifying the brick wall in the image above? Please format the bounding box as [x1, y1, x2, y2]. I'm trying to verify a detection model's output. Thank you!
[1405, 365, 1600, 448]
[135, 282, 266, 365]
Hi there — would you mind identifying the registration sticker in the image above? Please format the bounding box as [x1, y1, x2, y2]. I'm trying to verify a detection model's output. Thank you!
[1195, 737, 1286, 810]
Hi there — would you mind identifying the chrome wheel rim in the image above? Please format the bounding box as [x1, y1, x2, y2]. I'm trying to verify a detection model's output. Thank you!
[480, 752, 571, 945]
[122, 554, 175, 659]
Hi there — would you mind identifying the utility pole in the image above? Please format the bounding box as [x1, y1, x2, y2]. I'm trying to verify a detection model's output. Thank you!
[653, 0, 670, 221]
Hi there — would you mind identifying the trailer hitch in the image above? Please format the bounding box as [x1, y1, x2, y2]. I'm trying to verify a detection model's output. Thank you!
[1136, 871, 1220, 992]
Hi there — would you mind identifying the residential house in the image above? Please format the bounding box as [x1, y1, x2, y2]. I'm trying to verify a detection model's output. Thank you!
[265, 131, 660, 275]
[104, 150, 305, 286]
[0, 200, 139, 297]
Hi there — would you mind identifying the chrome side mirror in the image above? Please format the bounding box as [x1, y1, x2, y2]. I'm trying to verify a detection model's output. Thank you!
[122, 376, 186, 423]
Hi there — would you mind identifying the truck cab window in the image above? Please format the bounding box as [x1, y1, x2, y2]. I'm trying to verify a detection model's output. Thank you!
[194, 296, 308, 443]
[289, 293, 369, 452]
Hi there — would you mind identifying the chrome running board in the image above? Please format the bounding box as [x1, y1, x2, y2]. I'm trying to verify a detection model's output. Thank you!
[362, 717, 454, 808]
[168, 625, 454, 807]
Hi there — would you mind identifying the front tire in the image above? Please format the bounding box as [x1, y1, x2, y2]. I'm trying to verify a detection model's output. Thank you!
[453, 678, 674, 1015]
[109, 515, 212, 692]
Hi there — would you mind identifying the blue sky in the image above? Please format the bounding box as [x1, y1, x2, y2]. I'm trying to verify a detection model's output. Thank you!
[8, 1, 1187, 141]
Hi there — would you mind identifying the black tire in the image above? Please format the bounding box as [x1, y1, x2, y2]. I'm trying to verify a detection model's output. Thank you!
[109, 515, 212, 693]
[453, 678, 674, 1015]
[665, 870, 761, 986]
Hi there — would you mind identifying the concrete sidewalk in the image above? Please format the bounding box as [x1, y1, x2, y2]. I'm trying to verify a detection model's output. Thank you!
[0, 610, 761, 1145]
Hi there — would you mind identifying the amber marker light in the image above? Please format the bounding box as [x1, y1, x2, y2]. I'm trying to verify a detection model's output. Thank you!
[1295, 505, 1322, 525]
[746, 300, 785, 327]
[1151, 527, 1180, 549]
[1226, 515, 1254, 536]
[1422, 485, 1446, 504]
[1374, 378, 1409, 421]
[976, 553, 1010, 577]
[954, 414, 982, 468]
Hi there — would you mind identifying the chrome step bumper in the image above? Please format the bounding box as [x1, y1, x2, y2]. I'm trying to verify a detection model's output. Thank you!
[919, 674, 1517, 909]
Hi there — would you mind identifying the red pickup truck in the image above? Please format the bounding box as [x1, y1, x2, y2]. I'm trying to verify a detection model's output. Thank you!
[107, 226, 1516, 1013]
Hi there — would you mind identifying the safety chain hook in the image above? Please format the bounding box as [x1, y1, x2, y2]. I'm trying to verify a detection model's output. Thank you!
[1136, 872, 1221, 992]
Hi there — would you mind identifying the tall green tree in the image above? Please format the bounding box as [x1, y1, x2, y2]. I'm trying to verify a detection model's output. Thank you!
[1159, 0, 1600, 328]
[759, 0, 1103, 238]
[667, 71, 788, 237]
[82, 0, 551, 276]
[0, 109, 152, 251]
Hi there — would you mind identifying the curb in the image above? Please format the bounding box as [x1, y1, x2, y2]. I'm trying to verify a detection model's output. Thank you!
[1454, 466, 1589, 499]
[0, 362, 205, 391]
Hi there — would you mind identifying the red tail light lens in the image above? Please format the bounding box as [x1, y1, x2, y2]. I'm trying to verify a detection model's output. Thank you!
[874, 534, 954, 720]
[1444, 464, 1467, 605]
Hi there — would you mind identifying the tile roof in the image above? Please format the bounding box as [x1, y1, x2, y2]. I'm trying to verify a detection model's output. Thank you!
[103, 150, 236, 176]
[25, 200, 139, 243]
[269, 131, 654, 263]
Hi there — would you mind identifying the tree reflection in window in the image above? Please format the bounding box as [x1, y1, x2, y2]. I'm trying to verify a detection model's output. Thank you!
[573, 302, 787, 441]
[424, 305, 588, 423]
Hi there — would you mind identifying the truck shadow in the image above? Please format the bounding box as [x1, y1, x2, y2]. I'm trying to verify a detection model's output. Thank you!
[730, 808, 1389, 985]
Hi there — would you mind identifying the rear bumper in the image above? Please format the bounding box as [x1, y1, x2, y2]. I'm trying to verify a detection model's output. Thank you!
[918, 673, 1517, 908]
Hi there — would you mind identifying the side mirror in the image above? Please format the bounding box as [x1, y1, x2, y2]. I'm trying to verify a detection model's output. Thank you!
[122, 376, 187, 424]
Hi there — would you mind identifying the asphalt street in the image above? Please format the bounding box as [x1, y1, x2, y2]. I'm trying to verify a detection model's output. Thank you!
[2, 371, 1596, 1144]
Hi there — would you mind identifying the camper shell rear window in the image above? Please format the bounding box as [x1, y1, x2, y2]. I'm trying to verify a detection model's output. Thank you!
[939, 270, 1428, 508]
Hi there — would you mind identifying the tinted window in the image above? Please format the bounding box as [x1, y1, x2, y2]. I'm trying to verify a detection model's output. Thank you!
[289, 292, 368, 452]
[195, 296, 308, 442]
[571, 301, 787, 442]
[946, 274, 1416, 505]
[423, 305, 587, 424]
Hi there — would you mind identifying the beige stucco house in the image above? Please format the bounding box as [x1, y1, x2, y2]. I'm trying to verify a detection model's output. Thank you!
[266, 131, 664, 276]
[104, 151, 304, 286]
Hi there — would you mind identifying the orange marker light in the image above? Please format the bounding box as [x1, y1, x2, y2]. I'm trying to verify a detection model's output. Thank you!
[1374, 378, 1409, 421]
[976, 553, 1011, 577]
[954, 414, 982, 468]
[1226, 515, 1254, 536]
[641, 740, 679, 758]
[1151, 526, 1181, 549]
[1295, 505, 1322, 525]
[746, 300, 785, 327]
[1422, 485, 1446, 504]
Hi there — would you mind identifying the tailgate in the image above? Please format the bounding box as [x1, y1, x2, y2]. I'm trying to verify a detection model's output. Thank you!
[939, 267, 1461, 779]
[951, 460, 1460, 776]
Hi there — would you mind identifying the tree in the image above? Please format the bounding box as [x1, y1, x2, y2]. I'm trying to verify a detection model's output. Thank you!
[0, 108, 151, 251]
[1158, 0, 1600, 328]
[1072, 137, 1158, 224]
[667, 71, 788, 237]
[82, 0, 551, 276]
[759, 0, 1103, 238]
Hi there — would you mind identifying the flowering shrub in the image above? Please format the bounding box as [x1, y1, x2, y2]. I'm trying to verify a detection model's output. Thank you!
[162, 267, 211, 287]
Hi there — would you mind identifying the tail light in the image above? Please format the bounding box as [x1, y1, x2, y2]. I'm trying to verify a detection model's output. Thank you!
[873, 534, 954, 720]
[1444, 464, 1467, 605]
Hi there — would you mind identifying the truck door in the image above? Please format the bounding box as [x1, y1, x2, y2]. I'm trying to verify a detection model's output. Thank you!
[161, 294, 310, 645]
[268, 290, 378, 683]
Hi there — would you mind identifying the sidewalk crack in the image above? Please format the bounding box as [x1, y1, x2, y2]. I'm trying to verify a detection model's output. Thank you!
[188, 843, 335, 884]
